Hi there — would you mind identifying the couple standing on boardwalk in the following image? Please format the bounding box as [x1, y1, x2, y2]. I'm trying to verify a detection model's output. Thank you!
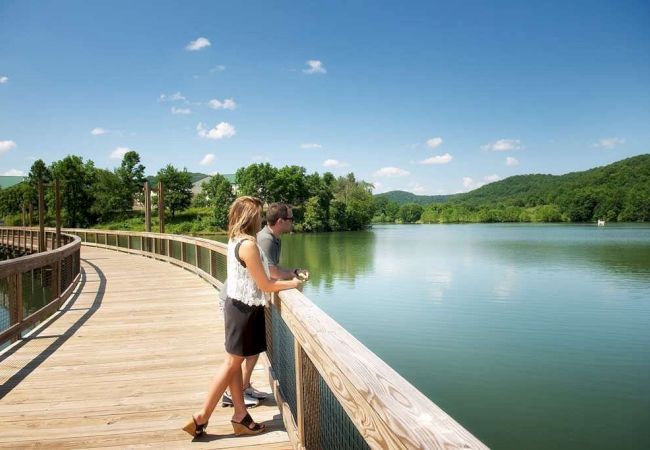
[183, 197, 309, 438]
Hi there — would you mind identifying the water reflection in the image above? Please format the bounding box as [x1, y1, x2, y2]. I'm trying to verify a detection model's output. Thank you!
[280, 230, 375, 292]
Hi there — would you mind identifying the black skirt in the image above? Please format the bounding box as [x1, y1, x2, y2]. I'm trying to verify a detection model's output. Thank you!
[223, 297, 267, 357]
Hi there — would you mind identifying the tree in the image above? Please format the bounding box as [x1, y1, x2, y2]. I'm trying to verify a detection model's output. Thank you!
[398, 203, 423, 223]
[50, 156, 97, 227]
[91, 169, 124, 222]
[156, 165, 192, 217]
[270, 165, 308, 205]
[115, 151, 146, 212]
[235, 163, 278, 204]
[201, 174, 235, 229]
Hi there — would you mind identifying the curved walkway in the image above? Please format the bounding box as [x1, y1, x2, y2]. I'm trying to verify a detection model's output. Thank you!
[0, 247, 289, 449]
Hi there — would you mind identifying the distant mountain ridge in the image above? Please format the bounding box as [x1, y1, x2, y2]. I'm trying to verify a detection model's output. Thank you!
[374, 190, 449, 205]
[375, 154, 650, 208]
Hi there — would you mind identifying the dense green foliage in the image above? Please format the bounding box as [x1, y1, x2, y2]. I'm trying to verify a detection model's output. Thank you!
[376, 154, 650, 223]
[2, 153, 646, 231]
[155, 165, 193, 218]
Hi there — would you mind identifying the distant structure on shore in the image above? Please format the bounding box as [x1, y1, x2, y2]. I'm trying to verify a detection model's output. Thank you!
[597, 219, 606, 226]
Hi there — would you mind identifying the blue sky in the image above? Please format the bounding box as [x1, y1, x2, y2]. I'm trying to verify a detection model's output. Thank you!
[1, 0, 648, 194]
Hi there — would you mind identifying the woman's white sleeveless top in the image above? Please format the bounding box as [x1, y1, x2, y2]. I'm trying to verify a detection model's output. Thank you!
[226, 237, 270, 306]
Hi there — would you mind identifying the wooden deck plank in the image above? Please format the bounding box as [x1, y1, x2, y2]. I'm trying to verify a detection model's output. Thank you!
[0, 247, 290, 449]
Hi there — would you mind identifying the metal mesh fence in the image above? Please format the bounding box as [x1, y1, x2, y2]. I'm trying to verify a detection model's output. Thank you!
[271, 306, 297, 418]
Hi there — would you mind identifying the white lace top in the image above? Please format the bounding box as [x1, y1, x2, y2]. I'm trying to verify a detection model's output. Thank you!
[226, 237, 270, 307]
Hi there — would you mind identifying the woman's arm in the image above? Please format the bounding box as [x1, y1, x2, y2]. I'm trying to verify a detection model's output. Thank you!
[239, 240, 302, 292]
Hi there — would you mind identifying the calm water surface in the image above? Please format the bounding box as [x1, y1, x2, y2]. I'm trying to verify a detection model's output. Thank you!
[275, 224, 649, 450]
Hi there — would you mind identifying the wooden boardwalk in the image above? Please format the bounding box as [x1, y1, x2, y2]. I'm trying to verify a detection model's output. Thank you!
[0, 247, 290, 449]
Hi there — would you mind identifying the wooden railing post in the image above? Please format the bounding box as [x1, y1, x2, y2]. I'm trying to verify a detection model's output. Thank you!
[55, 179, 61, 249]
[38, 181, 45, 252]
[181, 242, 186, 262]
[158, 181, 165, 234]
[144, 181, 151, 234]
[8, 272, 23, 342]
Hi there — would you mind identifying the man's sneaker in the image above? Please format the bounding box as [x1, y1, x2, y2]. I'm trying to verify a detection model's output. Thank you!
[221, 392, 259, 408]
[244, 384, 269, 400]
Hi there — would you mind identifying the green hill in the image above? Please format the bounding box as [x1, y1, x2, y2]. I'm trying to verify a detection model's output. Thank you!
[376, 154, 650, 223]
[374, 190, 449, 205]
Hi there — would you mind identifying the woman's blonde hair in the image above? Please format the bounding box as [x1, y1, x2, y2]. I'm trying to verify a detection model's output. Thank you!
[228, 196, 264, 240]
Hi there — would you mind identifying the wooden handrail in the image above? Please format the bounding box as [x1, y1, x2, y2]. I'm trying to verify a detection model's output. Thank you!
[0, 227, 82, 345]
[49, 228, 487, 449]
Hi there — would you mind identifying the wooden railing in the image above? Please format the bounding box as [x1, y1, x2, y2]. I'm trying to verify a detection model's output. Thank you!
[0, 227, 81, 346]
[61, 228, 488, 449]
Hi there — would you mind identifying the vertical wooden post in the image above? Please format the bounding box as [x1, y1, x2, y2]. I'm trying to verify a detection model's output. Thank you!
[55, 179, 61, 249]
[52, 260, 61, 300]
[181, 242, 186, 262]
[38, 181, 45, 252]
[209, 250, 215, 278]
[294, 340, 305, 447]
[158, 181, 165, 234]
[8, 272, 23, 341]
[144, 181, 151, 233]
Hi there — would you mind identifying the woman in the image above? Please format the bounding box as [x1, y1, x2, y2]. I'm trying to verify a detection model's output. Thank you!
[183, 196, 302, 437]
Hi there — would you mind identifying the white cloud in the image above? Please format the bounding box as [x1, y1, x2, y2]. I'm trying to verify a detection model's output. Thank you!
[374, 167, 410, 177]
[419, 153, 453, 165]
[484, 174, 502, 183]
[303, 60, 326, 74]
[91, 127, 109, 135]
[482, 139, 523, 152]
[426, 137, 443, 149]
[462, 174, 502, 191]
[3, 169, 25, 176]
[323, 159, 349, 168]
[595, 137, 625, 149]
[0, 140, 17, 154]
[506, 156, 519, 166]
[0, 76, 8, 84]
[208, 98, 236, 110]
[159, 92, 187, 103]
[197, 122, 236, 140]
[210, 65, 226, 73]
[410, 183, 427, 194]
[300, 143, 322, 149]
[171, 107, 191, 115]
[200, 153, 215, 166]
[110, 147, 131, 159]
[186, 37, 211, 51]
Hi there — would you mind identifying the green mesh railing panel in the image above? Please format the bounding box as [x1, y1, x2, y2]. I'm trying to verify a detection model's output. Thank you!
[118, 235, 128, 248]
[107, 234, 117, 246]
[318, 374, 370, 450]
[170, 241, 182, 260]
[131, 236, 142, 250]
[198, 247, 210, 274]
[212, 250, 227, 282]
[272, 306, 297, 418]
[185, 244, 196, 265]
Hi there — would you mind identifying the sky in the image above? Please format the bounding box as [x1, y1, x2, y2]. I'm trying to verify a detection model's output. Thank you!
[1, 0, 649, 194]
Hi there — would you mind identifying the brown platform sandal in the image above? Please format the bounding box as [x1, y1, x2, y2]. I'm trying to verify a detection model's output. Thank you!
[182, 414, 208, 437]
[231, 412, 265, 436]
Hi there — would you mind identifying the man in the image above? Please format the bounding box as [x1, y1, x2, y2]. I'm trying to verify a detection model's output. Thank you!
[221, 202, 308, 406]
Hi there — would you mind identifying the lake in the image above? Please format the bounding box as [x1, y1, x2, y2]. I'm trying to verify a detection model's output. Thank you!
[275, 223, 649, 450]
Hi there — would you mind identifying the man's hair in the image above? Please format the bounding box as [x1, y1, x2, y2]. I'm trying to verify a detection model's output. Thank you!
[266, 203, 292, 226]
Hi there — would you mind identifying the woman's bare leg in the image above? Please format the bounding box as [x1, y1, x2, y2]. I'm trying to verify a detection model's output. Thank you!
[194, 353, 245, 424]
